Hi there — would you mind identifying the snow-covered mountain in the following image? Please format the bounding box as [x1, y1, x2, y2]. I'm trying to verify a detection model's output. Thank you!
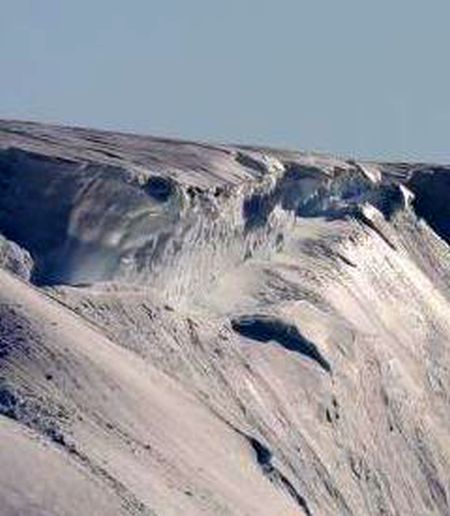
[1, 119, 450, 515]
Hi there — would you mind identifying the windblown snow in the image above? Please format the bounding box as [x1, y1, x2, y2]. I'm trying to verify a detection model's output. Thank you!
[1, 119, 450, 515]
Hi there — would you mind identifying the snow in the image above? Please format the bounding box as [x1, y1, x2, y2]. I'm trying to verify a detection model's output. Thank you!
[1, 119, 450, 515]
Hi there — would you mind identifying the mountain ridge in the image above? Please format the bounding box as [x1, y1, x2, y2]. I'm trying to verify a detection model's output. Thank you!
[1, 120, 450, 515]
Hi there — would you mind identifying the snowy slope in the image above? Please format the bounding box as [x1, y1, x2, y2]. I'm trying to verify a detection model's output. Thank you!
[1, 119, 450, 515]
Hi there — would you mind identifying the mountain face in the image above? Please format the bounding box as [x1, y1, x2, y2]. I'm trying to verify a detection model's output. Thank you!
[0, 119, 450, 516]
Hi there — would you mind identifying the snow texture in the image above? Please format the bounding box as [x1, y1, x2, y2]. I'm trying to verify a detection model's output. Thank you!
[1, 119, 450, 515]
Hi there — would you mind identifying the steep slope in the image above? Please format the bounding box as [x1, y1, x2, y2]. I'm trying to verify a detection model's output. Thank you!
[1, 119, 450, 515]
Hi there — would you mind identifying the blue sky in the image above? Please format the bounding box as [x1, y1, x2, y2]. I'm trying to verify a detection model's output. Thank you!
[1, 1, 450, 161]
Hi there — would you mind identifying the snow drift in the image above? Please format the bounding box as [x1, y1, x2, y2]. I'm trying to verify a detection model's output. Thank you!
[1, 119, 450, 515]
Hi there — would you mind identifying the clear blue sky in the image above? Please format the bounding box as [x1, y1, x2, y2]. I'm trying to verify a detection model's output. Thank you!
[2, 1, 450, 161]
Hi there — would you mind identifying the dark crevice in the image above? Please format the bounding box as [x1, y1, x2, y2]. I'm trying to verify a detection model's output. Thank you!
[370, 184, 404, 220]
[243, 192, 277, 231]
[221, 419, 314, 515]
[143, 176, 175, 202]
[335, 253, 357, 268]
[278, 475, 313, 516]
[245, 435, 313, 515]
[408, 168, 450, 245]
[0, 385, 18, 419]
[231, 315, 331, 373]
[354, 212, 397, 251]
[248, 436, 273, 473]
[241, 164, 327, 232]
